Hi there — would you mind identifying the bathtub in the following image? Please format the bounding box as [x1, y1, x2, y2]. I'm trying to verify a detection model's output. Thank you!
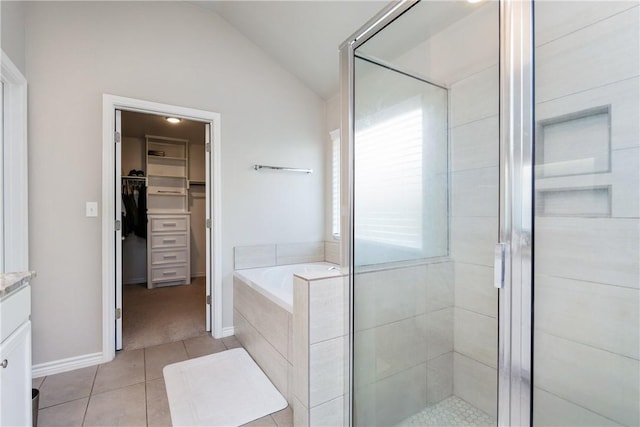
[233, 261, 340, 405]
[234, 262, 338, 312]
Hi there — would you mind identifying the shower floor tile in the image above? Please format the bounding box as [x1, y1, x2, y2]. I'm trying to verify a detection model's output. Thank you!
[396, 396, 494, 427]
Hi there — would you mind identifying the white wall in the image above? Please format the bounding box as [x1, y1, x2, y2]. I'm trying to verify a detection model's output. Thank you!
[25, 1, 325, 366]
[1, 1, 26, 75]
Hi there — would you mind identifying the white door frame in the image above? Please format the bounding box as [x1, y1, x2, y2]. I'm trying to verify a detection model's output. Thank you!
[1, 50, 29, 273]
[101, 94, 222, 362]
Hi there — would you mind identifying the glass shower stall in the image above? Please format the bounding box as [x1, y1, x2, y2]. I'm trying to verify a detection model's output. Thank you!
[340, 1, 639, 426]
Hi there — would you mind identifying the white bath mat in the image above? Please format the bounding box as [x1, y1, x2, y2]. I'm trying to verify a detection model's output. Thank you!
[163, 348, 287, 426]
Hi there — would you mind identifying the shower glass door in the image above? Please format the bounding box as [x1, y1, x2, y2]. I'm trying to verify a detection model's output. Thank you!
[531, 2, 640, 425]
[348, 2, 500, 425]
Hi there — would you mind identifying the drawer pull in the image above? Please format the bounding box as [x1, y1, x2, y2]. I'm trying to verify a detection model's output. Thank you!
[163, 255, 177, 259]
[1, 359, 7, 369]
[162, 271, 177, 276]
[162, 239, 177, 244]
[162, 223, 178, 227]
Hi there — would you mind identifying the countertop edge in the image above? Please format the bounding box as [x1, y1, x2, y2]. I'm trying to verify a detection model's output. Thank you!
[0, 271, 36, 299]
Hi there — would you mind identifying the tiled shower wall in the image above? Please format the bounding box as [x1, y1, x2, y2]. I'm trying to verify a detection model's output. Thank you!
[532, 3, 639, 426]
[353, 261, 454, 426]
[415, 2, 500, 418]
[449, 60, 499, 419]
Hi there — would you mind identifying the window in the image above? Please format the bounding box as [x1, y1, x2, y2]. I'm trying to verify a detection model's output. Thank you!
[330, 129, 340, 238]
[355, 106, 424, 250]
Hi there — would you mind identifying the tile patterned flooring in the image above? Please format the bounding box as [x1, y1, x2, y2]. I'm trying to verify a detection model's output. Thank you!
[33, 336, 293, 427]
[395, 396, 494, 427]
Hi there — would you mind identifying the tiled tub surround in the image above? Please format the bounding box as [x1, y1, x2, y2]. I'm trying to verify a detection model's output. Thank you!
[233, 274, 295, 405]
[233, 261, 341, 412]
[233, 241, 340, 270]
[292, 271, 347, 427]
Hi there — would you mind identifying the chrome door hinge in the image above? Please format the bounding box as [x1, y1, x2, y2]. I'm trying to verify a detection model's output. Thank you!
[115, 132, 121, 143]
[115, 219, 121, 231]
[206, 295, 212, 305]
[115, 308, 122, 319]
[205, 143, 211, 153]
[494, 242, 508, 289]
[206, 219, 211, 229]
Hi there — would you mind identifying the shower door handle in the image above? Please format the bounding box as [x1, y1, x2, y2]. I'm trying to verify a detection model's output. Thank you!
[494, 242, 508, 289]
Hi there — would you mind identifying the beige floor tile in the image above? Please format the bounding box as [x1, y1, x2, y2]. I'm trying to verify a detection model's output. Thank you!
[146, 378, 172, 427]
[222, 335, 242, 349]
[145, 340, 189, 381]
[241, 415, 278, 427]
[37, 397, 88, 427]
[92, 349, 145, 394]
[183, 334, 227, 358]
[83, 383, 146, 427]
[271, 406, 293, 427]
[39, 365, 97, 409]
[33, 376, 46, 389]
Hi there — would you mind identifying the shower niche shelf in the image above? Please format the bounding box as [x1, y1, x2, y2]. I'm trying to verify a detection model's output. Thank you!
[535, 105, 613, 217]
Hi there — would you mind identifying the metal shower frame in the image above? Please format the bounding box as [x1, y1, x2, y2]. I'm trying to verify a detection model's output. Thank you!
[339, 1, 534, 425]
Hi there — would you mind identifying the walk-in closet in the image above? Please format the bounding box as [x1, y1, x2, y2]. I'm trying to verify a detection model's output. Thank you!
[120, 111, 207, 351]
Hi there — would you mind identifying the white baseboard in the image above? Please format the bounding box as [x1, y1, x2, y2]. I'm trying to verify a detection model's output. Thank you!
[32, 352, 103, 378]
[222, 326, 235, 337]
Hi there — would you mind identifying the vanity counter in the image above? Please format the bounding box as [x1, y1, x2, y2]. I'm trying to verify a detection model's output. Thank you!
[0, 271, 36, 299]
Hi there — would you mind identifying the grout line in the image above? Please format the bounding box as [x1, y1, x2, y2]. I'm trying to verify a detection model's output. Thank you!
[535, 4, 639, 49]
[143, 347, 148, 383]
[182, 339, 190, 358]
[536, 75, 639, 105]
[144, 379, 149, 427]
[534, 330, 640, 362]
[80, 366, 98, 426]
[449, 113, 498, 131]
[533, 386, 627, 426]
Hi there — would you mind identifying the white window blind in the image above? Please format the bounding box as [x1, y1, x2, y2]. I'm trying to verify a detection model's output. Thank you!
[355, 107, 424, 250]
[330, 129, 340, 238]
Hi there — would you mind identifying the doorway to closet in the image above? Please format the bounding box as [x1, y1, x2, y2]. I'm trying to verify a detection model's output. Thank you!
[118, 110, 208, 351]
[102, 95, 222, 362]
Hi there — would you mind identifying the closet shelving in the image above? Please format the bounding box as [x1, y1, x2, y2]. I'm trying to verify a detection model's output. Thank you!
[145, 135, 189, 214]
[145, 135, 191, 288]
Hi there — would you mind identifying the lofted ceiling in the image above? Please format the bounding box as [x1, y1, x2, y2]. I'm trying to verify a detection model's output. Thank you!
[194, 1, 390, 100]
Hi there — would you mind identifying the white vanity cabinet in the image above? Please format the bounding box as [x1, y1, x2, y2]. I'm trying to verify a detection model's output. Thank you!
[0, 283, 32, 427]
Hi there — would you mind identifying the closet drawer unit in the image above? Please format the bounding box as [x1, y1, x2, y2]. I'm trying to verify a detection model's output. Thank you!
[151, 249, 188, 266]
[150, 233, 188, 249]
[151, 265, 188, 283]
[150, 217, 188, 233]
